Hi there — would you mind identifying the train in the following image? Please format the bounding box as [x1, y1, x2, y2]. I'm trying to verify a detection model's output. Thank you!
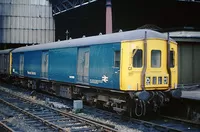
[0, 29, 182, 117]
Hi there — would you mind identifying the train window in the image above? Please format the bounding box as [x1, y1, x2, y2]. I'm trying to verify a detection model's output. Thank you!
[151, 50, 161, 68]
[133, 49, 142, 67]
[170, 51, 174, 68]
[114, 51, 120, 67]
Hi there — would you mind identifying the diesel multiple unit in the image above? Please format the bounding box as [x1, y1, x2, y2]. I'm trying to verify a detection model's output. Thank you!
[0, 29, 181, 116]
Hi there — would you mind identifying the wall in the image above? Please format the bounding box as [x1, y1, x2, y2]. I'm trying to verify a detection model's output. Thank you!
[178, 42, 200, 84]
[0, 0, 55, 45]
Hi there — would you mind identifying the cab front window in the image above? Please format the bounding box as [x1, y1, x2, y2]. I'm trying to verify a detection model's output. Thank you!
[133, 49, 143, 68]
[151, 50, 161, 68]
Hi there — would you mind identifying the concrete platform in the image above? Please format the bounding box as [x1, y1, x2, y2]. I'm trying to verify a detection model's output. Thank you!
[181, 89, 200, 101]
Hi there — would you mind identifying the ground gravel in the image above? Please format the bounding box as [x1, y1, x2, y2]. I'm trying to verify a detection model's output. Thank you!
[0, 85, 151, 132]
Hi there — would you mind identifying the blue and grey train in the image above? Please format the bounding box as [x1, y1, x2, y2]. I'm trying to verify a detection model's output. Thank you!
[0, 29, 181, 116]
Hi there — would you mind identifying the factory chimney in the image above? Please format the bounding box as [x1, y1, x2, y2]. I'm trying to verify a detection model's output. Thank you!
[106, 0, 112, 34]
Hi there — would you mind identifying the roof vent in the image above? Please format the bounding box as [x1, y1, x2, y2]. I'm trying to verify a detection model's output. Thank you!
[137, 24, 162, 31]
[119, 29, 123, 32]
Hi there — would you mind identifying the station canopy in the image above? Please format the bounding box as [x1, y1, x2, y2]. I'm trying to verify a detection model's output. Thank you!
[49, 0, 98, 16]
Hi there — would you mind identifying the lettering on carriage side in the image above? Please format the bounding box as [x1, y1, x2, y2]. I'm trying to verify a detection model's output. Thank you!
[90, 75, 109, 84]
[27, 71, 36, 75]
[90, 79, 103, 84]
[69, 76, 75, 79]
[102, 75, 108, 83]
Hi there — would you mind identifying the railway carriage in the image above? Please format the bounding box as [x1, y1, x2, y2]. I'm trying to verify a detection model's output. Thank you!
[0, 49, 13, 78]
[6, 29, 182, 116]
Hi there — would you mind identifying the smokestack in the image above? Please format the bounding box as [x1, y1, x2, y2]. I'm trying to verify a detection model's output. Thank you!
[66, 30, 69, 40]
[106, 0, 112, 34]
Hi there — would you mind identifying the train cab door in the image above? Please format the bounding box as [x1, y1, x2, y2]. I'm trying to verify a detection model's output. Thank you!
[132, 47, 143, 90]
[113, 50, 120, 89]
[19, 53, 24, 76]
[120, 41, 144, 91]
[77, 47, 90, 84]
[41, 51, 49, 79]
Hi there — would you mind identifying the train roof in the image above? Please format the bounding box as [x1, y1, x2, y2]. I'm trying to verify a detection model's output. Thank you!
[0, 49, 13, 54]
[12, 29, 176, 53]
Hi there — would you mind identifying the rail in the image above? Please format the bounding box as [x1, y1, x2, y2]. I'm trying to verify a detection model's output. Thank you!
[0, 89, 117, 132]
[1, 83, 199, 132]
[0, 122, 15, 132]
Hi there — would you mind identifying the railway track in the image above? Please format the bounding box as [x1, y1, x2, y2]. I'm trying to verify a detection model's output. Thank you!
[0, 102, 44, 132]
[85, 107, 200, 132]
[0, 88, 117, 132]
[0, 121, 18, 132]
[0, 83, 200, 132]
[130, 116, 200, 132]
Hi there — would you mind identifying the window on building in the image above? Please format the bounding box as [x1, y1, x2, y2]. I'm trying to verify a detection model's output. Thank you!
[151, 50, 161, 68]
[133, 49, 143, 67]
[114, 51, 120, 67]
[170, 51, 175, 68]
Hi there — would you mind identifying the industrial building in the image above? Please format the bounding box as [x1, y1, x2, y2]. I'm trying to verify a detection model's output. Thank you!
[168, 30, 200, 84]
[0, 0, 55, 48]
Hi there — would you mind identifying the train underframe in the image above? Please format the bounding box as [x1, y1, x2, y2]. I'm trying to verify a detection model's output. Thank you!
[5, 76, 181, 117]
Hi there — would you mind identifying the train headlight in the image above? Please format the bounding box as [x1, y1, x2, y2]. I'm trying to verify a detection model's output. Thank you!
[164, 76, 168, 84]
[146, 77, 151, 85]
[153, 77, 157, 85]
[158, 77, 162, 84]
